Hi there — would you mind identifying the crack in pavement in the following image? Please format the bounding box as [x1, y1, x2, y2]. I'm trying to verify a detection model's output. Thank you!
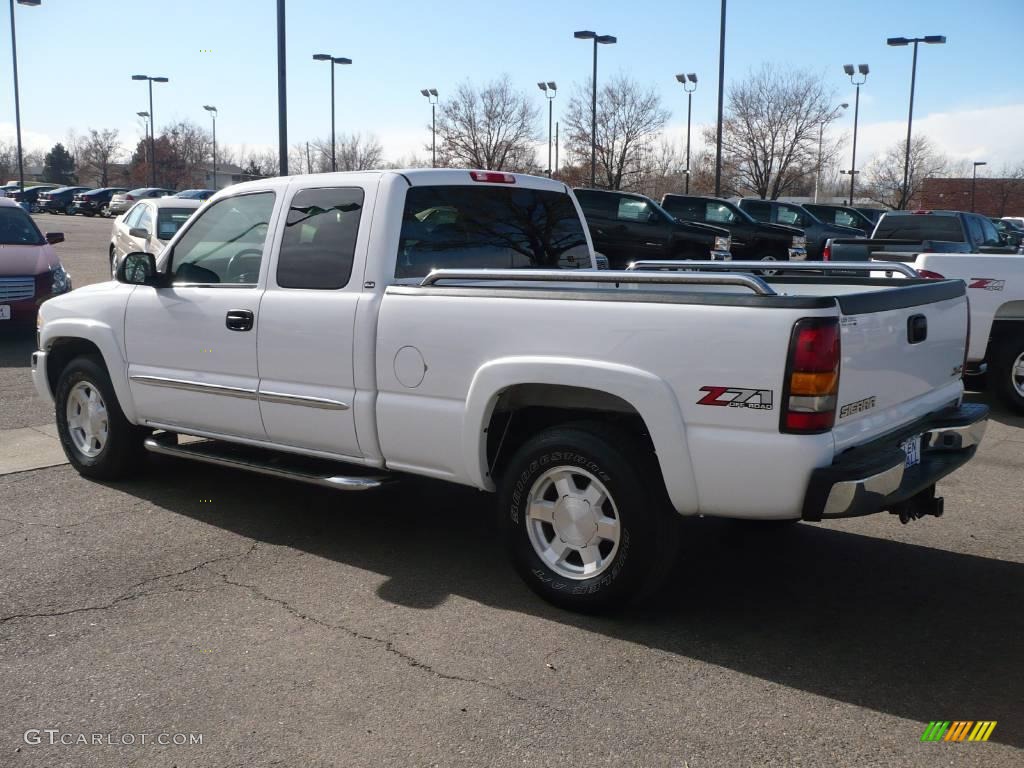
[216, 570, 566, 715]
[0, 543, 259, 625]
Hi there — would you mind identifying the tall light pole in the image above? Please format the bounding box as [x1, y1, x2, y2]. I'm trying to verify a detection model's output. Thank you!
[888, 35, 946, 208]
[537, 82, 557, 177]
[203, 105, 218, 189]
[131, 74, 169, 187]
[136, 111, 151, 182]
[574, 30, 616, 187]
[971, 161, 987, 213]
[842, 63, 869, 205]
[815, 103, 847, 203]
[313, 53, 352, 172]
[277, 0, 287, 176]
[9, 0, 40, 196]
[420, 88, 438, 168]
[714, 0, 726, 196]
[675, 73, 697, 193]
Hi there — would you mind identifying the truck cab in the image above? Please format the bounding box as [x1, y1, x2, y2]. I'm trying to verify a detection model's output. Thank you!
[738, 198, 866, 259]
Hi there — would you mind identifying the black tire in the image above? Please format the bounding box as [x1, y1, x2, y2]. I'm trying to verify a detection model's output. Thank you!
[990, 336, 1024, 414]
[54, 355, 147, 480]
[109, 246, 117, 278]
[497, 422, 679, 612]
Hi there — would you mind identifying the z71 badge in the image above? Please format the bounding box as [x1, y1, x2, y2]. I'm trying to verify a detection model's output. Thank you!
[697, 386, 773, 410]
[969, 278, 1005, 292]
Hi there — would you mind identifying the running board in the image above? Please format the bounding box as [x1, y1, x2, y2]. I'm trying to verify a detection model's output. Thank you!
[143, 434, 391, 491]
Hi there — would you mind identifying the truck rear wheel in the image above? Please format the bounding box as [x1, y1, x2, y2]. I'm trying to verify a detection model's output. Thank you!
[55, 355, 147, 480]
[497, 423, 678, 612]
[991, 337, 1024, 414]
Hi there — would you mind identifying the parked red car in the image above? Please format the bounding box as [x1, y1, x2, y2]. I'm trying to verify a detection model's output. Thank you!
[0, 198, 71, 326]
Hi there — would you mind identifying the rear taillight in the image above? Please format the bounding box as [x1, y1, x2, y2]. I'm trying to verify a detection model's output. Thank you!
[125, 195, 135, 201]
[822, 241, 831, 261]
[781, 317, 840, 434]
[916, 269, 945, 279]
[469, 171, 515, 184]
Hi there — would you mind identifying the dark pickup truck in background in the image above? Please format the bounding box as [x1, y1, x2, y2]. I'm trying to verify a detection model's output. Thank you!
[827, 210, 1019, 262]
[660, 194, 806, 265]
[737, 198, 866, 259]
[803, 203, 877, 233]
[574, 188, 731, 269]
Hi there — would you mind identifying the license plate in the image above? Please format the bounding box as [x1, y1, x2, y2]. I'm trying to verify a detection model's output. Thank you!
[0, 305, 10, 320]
[901, 434, 922, 468]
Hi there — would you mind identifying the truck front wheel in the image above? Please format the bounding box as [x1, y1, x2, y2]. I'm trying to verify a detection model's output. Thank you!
[991, 337, 1024, 414]
[55, 355, 147, 480]
[498, 423, 678, 612]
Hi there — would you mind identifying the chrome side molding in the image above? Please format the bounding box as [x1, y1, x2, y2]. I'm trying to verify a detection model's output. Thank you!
[131, 375, 349, 411]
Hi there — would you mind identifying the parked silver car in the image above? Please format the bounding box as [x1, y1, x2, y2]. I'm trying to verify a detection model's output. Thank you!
[107, 187, 175, 216]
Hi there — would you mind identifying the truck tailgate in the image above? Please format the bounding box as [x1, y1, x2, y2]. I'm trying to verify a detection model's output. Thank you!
[830, 280, 967, 452]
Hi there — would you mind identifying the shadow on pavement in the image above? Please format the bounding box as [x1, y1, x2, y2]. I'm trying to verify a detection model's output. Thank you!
[112, 456, 1024, 748]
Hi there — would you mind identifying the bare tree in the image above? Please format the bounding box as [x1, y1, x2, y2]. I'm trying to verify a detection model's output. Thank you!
[864, 135, 949, 210]
[308, 133, 384, 172]
[78, 129, 122, 187]
[565, 74, 669, 190]
[0, 140, 15, 182]
[435, 76, 540, 172]
[990, 163, 1024, 217]
[631, 138, 687, 199]
[703, 64, 844, 199]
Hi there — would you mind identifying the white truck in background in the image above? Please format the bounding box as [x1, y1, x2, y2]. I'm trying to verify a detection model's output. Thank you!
[32, 169, 988, 612]
[872, 252, 1024, 413]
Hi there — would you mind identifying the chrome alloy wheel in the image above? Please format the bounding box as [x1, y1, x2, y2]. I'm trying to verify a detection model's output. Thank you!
[759, 254, 779, 276]
[1013, 351, 1024, 397]
[525, 466, 621, 580]
[66, 381, 109, 457]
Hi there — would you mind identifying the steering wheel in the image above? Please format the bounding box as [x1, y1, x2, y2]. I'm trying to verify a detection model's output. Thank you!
[225, 248, 263, 283]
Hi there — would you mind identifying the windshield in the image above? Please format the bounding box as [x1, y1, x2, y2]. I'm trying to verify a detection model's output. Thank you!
[156, 208, 197, 240]
[0, 207, 46, 246]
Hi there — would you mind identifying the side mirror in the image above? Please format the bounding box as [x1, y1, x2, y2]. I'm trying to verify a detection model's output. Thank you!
[45, 232, 64, 245]
[128, 227, 150, 239]
[116, 252, 165, 286]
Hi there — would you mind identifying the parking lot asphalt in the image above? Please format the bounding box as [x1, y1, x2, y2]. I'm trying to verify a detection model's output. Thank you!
[1, 213, 1021, 767]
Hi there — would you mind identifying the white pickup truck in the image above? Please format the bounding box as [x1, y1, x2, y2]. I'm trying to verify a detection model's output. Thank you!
[32, 169, 988, 611]
[870, 252, 1024, 413]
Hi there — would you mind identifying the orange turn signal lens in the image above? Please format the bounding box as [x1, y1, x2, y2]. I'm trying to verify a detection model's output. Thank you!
[789, 371, 838, 396]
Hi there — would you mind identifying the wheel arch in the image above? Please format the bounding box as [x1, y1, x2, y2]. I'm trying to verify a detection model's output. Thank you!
[44, 323, 136, 423]
[462, 357, 699, 514]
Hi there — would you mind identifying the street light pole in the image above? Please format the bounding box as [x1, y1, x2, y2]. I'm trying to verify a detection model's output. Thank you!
[10, 0, 40, 196]
[537, 82, 557, 177]
[714, 0, 726, 197]
[574, 30, 616, 187]
[971, 161, 987, 212]
[420, 89, 439, 167]
[815, 103, 848, 203]
[675, 73, 697, 193]
[131, 74, 169, 187]
[314, 54, 353, 172]
[888, 35, 946, 208]
[277, 0, 287, 176]
[203, 105, 217, 189]
[843, 64, 869, 205]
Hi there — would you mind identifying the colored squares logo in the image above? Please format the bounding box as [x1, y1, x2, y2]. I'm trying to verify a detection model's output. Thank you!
[920, 721, 997, 742]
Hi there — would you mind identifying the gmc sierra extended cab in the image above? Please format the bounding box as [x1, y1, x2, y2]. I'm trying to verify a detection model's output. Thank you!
[32, 169, 988, 612]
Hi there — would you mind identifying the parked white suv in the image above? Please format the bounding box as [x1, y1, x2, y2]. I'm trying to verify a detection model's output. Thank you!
[32, 169, 987, 611]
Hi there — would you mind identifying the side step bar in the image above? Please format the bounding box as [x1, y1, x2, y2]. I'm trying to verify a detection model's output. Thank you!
[143, 434, 391, 491]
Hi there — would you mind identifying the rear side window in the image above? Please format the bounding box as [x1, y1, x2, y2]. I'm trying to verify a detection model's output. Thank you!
[277, 187, 363, 289]
[874, 215, 965, 242]
[978, 217, 1001, 247]
[396, 185, 589, 278]
[742, 200, 771, 221]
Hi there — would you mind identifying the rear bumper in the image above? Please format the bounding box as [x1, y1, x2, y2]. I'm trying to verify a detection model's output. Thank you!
[801, 402, 988, 521]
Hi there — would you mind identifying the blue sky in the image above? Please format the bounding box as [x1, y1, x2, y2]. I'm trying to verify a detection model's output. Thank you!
[3, 0, 1023, 167]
